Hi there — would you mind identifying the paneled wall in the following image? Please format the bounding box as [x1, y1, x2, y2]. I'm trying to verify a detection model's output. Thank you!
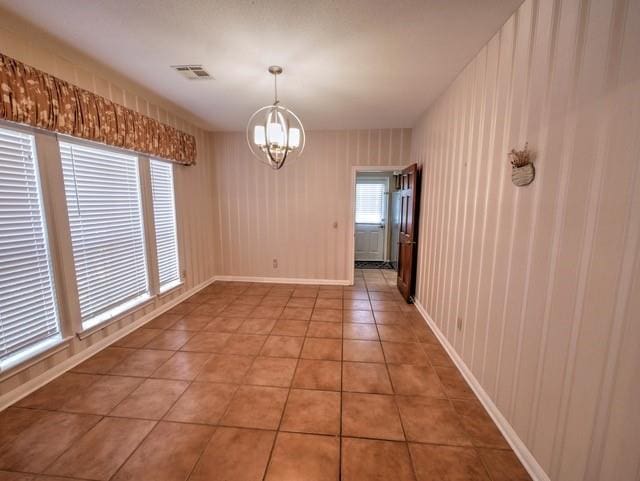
[410, 0, 640, 479]
[0, 15, 218, 397]
[211, 129, 412, 282]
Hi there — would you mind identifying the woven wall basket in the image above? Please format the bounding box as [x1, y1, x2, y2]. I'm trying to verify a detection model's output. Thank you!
[512, 163, 535, 186]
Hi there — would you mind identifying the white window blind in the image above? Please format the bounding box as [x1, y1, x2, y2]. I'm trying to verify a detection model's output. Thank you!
[150, 159, 180, 291]
[60, 141, 148, 328]
[355, 182, 386, 224]
[0, 127, 60, 362]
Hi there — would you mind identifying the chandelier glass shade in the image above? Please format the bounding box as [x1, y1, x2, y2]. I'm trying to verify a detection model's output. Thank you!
[246, 66, 305, 170]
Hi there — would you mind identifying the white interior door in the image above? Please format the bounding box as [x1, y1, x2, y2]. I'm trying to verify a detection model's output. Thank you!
[354, 179, 387, 261]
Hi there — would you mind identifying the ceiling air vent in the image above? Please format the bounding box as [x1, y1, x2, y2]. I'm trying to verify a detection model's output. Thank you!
[171, 65, 213, 80]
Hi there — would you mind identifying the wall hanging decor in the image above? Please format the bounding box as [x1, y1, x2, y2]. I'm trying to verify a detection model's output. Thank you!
[509, 142, 535, 186]
[246, 66, 305, 170]
[0, 52, 197, 165]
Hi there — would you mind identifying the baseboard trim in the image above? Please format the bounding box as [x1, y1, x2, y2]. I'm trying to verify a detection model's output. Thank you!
[214, 275, 351, 286]
[413, 300, 550, 481]
[0, 275, 217, 411]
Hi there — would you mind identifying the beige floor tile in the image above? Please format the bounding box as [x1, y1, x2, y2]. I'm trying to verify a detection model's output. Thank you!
[452, 399, 510, 449]
[301, 338, 342, 361]
[265, 432, 339, 481]
[221, 334, 267, 355]
[0, 411, 100, 473]
[244, 357, 298, 387]
[110, 378, 188, 419]
[343, 340, 384, 362]
[195, 354, 254, 383]
[341, 437, 416, 481]
[343, 323, 379, 341]
[189, 427, 275, 481]
[144, 329, 194, 350]
[109, 349, 174, 377]
[62, 376, 143, 415]
[165, 382, 237, 424]
[203, 317, 244, 333]
[306, 322, 343, 339]
[292, 359, 341, 391]
[151, 351, 212, 380]
[342, 392, 404, 441]
[16, 373, 99, 410]
[260, 335, 304, 358]
[221, 385, 288, 429]
[310, 309, 343, 323]
[435, 365, 476, 399]
[280, 389, 340, 435]
[477, 448, 532, 481]
[112, 422, 213, 481]
[396, 396, 471, 445]
[45, 417, 155, 480]
[409, 443, 490, 481]
[387, 364, 445, 396]
[342, 362, 392, 394]
[382, 342, 430, 366]
[179, 332, 231, 352]
[72, 348, 133, 374]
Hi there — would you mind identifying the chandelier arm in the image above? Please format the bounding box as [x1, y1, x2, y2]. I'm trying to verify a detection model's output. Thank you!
[285, 107, 306, 155]
[276, 107, 290, 153]
[264, 111, 281, 168]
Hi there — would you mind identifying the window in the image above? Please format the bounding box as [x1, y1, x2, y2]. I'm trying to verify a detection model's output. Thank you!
[0, 127, 60, 365]
[150, 159, 180, 291]
[355, 181, 386, 224]
[60, 141, 148, 329]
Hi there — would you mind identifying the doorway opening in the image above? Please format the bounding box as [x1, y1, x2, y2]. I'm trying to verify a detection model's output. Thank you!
[348, 164, 421, 302]
[353, 171, 399, 269]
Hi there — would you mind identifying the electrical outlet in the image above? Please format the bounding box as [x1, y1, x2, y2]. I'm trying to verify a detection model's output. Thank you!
[272, 258, 278, 269]
[457, 317, 463, 331]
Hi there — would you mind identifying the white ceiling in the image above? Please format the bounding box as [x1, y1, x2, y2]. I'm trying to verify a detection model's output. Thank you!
[0, 0, 522, 130]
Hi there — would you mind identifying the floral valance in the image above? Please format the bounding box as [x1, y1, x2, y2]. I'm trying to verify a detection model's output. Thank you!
[0, 52, 196, 165]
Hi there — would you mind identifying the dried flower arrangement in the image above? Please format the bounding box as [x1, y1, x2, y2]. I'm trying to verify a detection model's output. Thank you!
[509, 142, 535, 186]
[508, 142, 531, 168]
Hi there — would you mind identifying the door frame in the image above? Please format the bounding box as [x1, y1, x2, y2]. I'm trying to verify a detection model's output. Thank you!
[347, 165, 407, 286]
[354, 176, 389, 262]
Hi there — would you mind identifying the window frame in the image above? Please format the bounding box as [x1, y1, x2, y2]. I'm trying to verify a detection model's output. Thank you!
[0, 120, 187, 372]
[0, 123, 71, 375]
[149, 158, 182, 294]
[58, 136, 153, 332]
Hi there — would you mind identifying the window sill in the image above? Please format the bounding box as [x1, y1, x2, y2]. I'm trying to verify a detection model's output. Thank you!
[77, 294, 154, 340]
[0, 335, 73, 380]
[158, 279, 184, 298]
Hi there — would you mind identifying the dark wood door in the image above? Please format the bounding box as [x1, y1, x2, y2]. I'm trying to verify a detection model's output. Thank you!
[397, 163, 421, 302]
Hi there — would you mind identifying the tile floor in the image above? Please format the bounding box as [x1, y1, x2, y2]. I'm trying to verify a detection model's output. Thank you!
[0, 269, 531, 481]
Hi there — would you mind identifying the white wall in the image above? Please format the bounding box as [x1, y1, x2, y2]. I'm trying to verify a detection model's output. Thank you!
[410, 0, 640, 479]
[211, 129, 412, 282]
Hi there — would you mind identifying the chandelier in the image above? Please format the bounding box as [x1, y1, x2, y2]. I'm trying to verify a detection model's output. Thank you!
[246, 66, 305, 170]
